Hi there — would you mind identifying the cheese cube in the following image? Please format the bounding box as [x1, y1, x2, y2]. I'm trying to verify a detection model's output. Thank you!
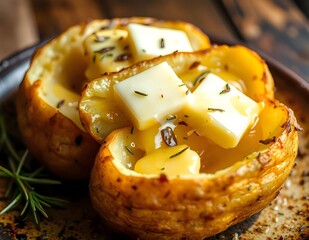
[183, 73, 262, 148]
[127, 23, 193, 62]
[83, 29, 133, 79]
[114, 62, 191, 130]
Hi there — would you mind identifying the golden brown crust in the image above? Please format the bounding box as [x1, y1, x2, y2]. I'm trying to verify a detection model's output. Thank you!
[89, 101, 298, 239]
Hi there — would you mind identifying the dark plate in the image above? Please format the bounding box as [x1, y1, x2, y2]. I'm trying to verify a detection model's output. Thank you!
[0, 41, 308, 239]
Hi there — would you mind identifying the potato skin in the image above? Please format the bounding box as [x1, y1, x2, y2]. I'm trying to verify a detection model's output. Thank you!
[89, 101, 299, 239]
[16, 76, 100, 180]
[16, 17, 211, 180]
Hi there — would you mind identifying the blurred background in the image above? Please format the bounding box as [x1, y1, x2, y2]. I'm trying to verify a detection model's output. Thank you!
[0, 0, 308, 82]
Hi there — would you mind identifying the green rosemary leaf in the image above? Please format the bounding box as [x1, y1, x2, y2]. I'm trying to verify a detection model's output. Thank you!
[20, 198, 29, 216]
[16, 177, 29, 200]
[4, 180, 13, 197]
[169, 147, 189, 159]
[27, 166, 44, 178]
[16, 150, 28, 175]
[0, 192, 22, 215]
[0, 165, 14, 178]
[19, 176, 62, 185]
[193, 71, 210, 86]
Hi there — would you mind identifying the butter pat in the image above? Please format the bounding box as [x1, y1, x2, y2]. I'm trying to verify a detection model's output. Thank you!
[114, 62, 190, 130]
[83, 29, 133, 79]
[127, 23, 193, 62]
[134, 145, 200, 176]
[183, 73, 262, 148]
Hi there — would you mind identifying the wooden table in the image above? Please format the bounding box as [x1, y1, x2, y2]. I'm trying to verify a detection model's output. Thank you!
[1, 0, 309, 84]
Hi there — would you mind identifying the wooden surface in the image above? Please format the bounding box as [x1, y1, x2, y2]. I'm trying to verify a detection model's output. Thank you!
[0, 0, 308, 83]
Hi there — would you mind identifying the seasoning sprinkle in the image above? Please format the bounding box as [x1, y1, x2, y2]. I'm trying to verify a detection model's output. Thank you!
[101, 53, 113, 60]
[193, 71, 210, 86]
[94, 35, 110, 43]
[92, 54, 96, 63]
[130, 126, 134, 134]
[134, 90, 148, 96]
[259, 136, 276, 145]
[125, 146, 134, 155]
[166, 115, 176, 121]
[160, 38, 165, 48]
[161, 167, 165, 171]
[169, 147, 189, 159]
[178, 84, 185, 87]
[189, 61, 201, 70]
[56, 99, 65, 109]
[207, 108, 225, 112]
[95, 46, 115, 54]
[115, 53, 131, 62]
[220, 83, 231, 94]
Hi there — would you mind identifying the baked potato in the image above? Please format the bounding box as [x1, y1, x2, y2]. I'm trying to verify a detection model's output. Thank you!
[85, 47, 299, 239]
[79, 45, 275, 144]
[16, 17, 211, 179]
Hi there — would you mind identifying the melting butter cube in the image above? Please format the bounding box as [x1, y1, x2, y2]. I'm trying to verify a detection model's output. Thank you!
[83, 29, 133, 79]
[114, 62, 191, 130]
[183, 73, 262, 148]
[134, 145, 200, 176]
[127, 23, 193, 62]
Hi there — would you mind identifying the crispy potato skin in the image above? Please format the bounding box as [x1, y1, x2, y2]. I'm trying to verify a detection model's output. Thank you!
[16, 76, 100, 180]
[16, 17, 210, 180]
[89, 102, 299, 239]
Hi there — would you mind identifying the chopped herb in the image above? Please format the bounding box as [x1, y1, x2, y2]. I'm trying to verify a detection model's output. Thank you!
[186, 89, 190, 95]
[134, 90, 148, 96]
[193, 71, 210, 86]
[166, 115, 176, 121]
[169, 147, 189, 159]
[142, 49, 146, 52]
[189, 61, 201, 70]
[178, 121, 188, 126]
[220, 83, 231, 94]
[160, 127, 177, 147]
[94, 35, 110, 42]
[92, 54, 96, 63]
[184, 114, 189, 118]
[159, 38, 165, 48]
[259, 136, 276, 145]
[115, 53, 131, 62]
[247, 185, 252, 191]
[178, 84, 185, 87]
[207, 108, 225, 112]
[123, 45, 129, 50]
[56, 99, 65, 109]
[161, 167, 165, 171]
[161, 94, 164, 98]
[125, 146, 134, 155]
[94, 46, 115, 54]
[130, 126, 134, 134]
[101, 53, 113, 60]
[118, 36, 124, 41]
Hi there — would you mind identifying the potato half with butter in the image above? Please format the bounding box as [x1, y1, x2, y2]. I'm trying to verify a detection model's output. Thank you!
[16, 17, 211, 179]
[84, 47, 299, 238]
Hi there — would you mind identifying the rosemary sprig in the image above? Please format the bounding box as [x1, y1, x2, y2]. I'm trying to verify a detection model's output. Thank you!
[0, 114, 68, 229]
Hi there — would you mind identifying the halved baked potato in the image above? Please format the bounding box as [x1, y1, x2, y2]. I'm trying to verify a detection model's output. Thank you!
[90, 100, 298, 239]
[16, 17, 211, 179]
[85, 47, 299, 238]
[79, 45, 275, 144]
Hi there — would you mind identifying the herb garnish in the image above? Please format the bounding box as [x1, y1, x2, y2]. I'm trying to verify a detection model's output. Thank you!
[259, 136, 276, 145]
[220, 83, 231, 94]
[166, 115, 176, 121]
[159, 38, 165, 48]
[169, 147, 189, 159]
[0, 115, 68, 229]
[193, 71, 210, 86]
[207, 108, 225, 112]
[94, 46, 115, 54]
[134, 90, 148, 96]
[125, 146, 134, 155]
[94, 35, 110, 43]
